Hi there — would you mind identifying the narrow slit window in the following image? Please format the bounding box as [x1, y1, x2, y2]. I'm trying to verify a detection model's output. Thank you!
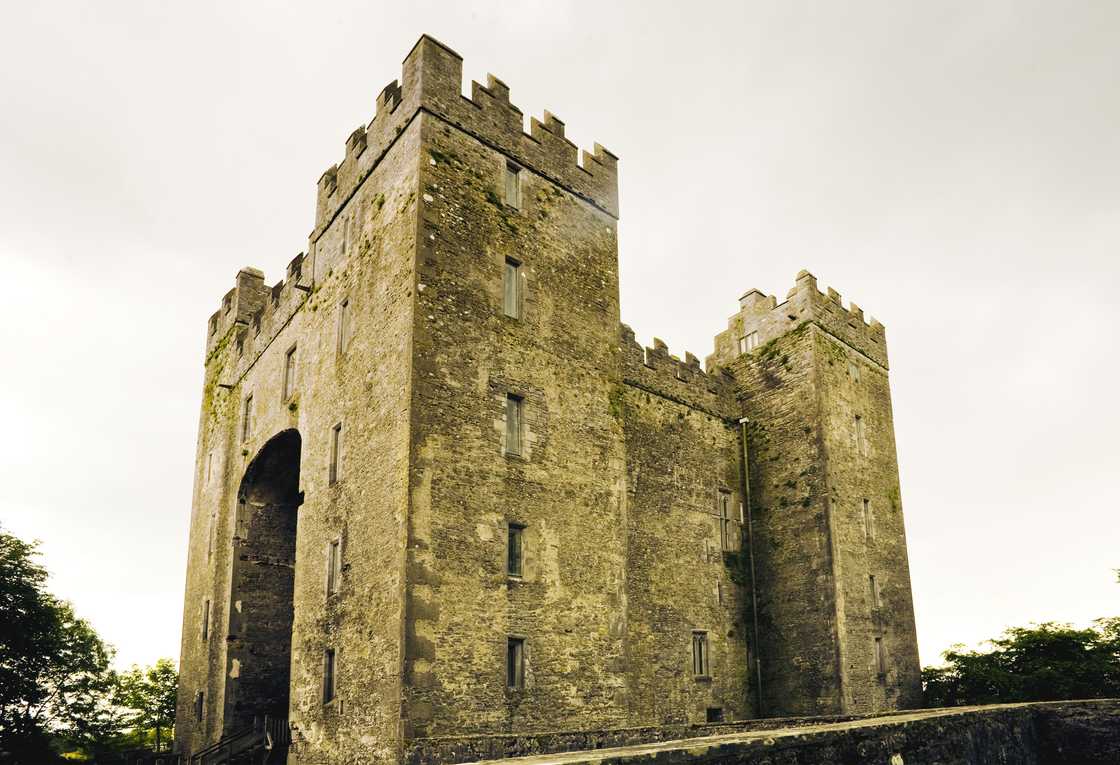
[241, 395, 253, 442]
[874, 637, 887, 676]
[207, 512, 216, 560]
[504, 162, 521, 208]
[194, 691, 204, 722]
[692, 631, 710, 677]
[283, 345, 297, 400]
[507, 523, 524, 577]
[508, 636, 524, 689]
[505, 394, 523, 456]
[205, 452, 213, 485]
[327, 539, 342, 595]
[854, 414, 866, 455]
[869, 575, 880, 608]
[506, 637, 525, 689]
[323, 648, 337, 703]
[863, 499, 875, 542]
[329, 423, 342, 485]
[718, 490, 733, 551]
[201, 599, 210, 641]
[337, 299, 350, 354]
[503, 258, 522, 318]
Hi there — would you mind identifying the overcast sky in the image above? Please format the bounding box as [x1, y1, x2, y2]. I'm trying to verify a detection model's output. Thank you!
[1, 1, 1116, 673]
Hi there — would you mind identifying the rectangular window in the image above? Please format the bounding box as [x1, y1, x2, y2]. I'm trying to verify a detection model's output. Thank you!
[323, 648, 337, 703]
[718, 490, 733, 551]
[692, 631, 710, 677]
[738, 331, 759, 354]
[336, 299, 350, 354]
[329, 423, 342, 485]
[863, 499, 875, 542]
[706, 707, 724, 723]
[504, 162, 521, 208]
[283, 345, 297, 400]
[848, 360, 861, 382]
[194, 691, 204, 722]
[503, 258, 521, 318]
[506, 637, 525, 689]
[874, 637, 887, 675]
[869, 575, 880, 608]
[201, 599, 210, 641]
[854, 414, 866, 455]
[241, 395, 253, 442]
[507, 523, 524, 577]
[327, 539, 342, 595]
[504, 394, 523, 456]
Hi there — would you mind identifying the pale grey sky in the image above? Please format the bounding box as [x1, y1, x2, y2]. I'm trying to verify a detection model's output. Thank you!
[1, 1, 1117, 672]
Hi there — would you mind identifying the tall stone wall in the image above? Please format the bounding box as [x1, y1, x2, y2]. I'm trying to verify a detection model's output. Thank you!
[618, 329, 753, 725]
[717, 271, 920, 715]
[175, 114, 424, 764]
[402, 104, 628, 737]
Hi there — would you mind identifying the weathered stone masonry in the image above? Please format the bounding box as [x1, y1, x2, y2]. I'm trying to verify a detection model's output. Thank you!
[174, 35, 922, 764]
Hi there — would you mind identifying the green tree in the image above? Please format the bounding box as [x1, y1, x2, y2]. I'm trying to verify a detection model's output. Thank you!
[0, 527, 124, 762]
[116, 659, 178, 753]
[923, 620, 1120, 707]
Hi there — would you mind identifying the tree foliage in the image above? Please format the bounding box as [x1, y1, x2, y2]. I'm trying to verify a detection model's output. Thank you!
[923, 619, 1120, 707]
[0, 526, 177, 762]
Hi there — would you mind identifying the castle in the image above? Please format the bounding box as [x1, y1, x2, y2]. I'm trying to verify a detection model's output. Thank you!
[174, 35, 921, 764]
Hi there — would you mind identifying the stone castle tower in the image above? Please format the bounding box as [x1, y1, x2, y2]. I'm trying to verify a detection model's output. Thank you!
[174, 35, 921, 764]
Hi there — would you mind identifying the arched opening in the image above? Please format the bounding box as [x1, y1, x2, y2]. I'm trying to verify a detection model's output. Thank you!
[224, 429, 301, 734]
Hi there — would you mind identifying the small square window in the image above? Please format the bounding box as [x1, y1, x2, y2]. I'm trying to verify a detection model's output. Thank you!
[692, 631, 710, 677]
[706, 707, 724, 723]
[503, 258, 522, 319]
[504, 162, 521, 209]
[329, 423, 343, 485]
[507, 523, 524, 577]
[506, 637, 525, 689]
[283, 345, 297, 401]
[323, 648, 337, 703]
[504, 394, 523, 456]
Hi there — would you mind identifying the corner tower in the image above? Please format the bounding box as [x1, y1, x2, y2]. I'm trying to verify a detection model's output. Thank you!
[709, 270, 922, 715]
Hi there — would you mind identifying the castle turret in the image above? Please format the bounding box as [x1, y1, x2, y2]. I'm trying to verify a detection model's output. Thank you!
[712, 271, 921, 715]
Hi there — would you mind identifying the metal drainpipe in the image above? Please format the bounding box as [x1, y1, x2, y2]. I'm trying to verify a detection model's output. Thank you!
[739, 416, 764, 716]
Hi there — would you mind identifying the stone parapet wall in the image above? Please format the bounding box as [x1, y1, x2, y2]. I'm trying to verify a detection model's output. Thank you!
[407, 700, 1120, 765]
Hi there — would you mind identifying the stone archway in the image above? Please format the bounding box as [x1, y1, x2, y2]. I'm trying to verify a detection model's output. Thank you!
[224, 429, 301, 734]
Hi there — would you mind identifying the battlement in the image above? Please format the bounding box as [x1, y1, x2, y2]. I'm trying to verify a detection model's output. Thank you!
[707, 270, 889, 370]
[204, 252, 310, 363]
[620, 324, 736, 420]
[312, 34, 619, 241]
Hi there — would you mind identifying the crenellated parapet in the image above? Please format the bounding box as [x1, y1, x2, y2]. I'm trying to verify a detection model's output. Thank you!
[204, 253, 311, 369]
[313, 35, 618, 242]
[707, 270, 888, 370]
[620, 324, 737, 421]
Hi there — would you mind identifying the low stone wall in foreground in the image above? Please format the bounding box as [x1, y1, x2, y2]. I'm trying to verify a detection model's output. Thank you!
[406, 700, 1120, 765]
